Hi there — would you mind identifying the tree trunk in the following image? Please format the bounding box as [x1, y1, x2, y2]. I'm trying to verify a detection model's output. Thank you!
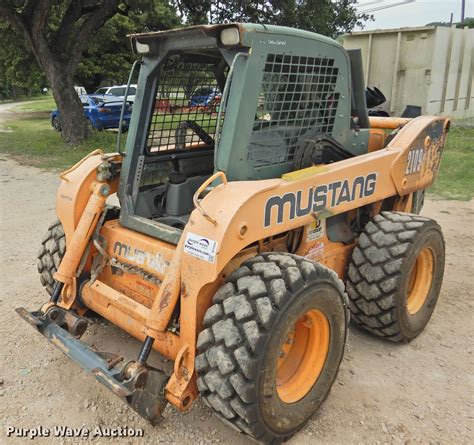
[0, 1, 123, 145]
[45, 63, 89, 145]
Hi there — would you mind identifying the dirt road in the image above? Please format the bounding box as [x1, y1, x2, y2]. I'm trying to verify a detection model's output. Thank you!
[0, 101, 28, 117]
[0, 156, 473, 444]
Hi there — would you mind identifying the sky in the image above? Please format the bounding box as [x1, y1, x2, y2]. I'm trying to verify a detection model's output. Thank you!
[355, 0, 474, 31]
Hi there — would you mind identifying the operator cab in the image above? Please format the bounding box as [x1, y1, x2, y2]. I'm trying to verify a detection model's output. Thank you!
[133, 50, 228, 229]
[119, 24, 352, 244]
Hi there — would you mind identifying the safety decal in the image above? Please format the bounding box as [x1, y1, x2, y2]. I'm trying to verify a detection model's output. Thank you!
[306, 216, 325, 241]
[305, 242, 325, 261]
[183, 232, 218, 263]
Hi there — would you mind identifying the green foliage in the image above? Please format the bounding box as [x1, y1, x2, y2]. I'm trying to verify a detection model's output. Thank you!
[174, 0, 369, 38]
[0, 21, 45, 100]
[0, 1, 181, 100]
[456, 17, 474, 28]
[426, 18, 474, 28]
[76, 0, 180, 91]
[1, 1, 369, 99]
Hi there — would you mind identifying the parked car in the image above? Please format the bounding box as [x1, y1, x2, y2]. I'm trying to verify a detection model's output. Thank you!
[51, 95, 132, 132]
[94, 85, 137, 103]
[188, 86, 220, 106]
[74, 86, 87, 96]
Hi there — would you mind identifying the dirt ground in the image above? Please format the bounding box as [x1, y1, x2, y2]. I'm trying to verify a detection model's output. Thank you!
[0, 154, 473, 444]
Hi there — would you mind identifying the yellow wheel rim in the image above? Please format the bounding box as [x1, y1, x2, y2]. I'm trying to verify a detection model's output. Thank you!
[406, 247, 434, 314]
[276, 309, 330, 403]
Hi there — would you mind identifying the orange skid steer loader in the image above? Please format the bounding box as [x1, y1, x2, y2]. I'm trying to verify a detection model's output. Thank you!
[19, 24, 449, 443]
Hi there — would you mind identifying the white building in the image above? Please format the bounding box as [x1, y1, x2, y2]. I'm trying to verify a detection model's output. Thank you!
[343, 26, 473, 118]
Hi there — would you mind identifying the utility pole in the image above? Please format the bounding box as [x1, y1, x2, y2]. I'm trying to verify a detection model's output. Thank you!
[461, 0, 465, 23]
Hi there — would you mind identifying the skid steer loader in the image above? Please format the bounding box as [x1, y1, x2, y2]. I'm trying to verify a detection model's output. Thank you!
[19, 24, 449, 443]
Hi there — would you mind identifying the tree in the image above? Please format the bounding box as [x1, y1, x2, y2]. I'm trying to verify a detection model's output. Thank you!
[173, 0, 369, 38]
[426, 17, 474, 29]
[0, 1, 133, 143]
[76, 3, 180, 92]
[0, 20, 45, 100]
[0, 1, 368, 143]
[0, 7, 174, 102]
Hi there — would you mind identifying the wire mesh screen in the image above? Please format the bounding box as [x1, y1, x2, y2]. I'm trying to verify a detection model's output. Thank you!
[249, 54, 340, 167]
[146, 55, 225, 153]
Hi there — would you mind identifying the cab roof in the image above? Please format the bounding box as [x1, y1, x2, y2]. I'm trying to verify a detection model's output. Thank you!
[129, 23, 341, 56]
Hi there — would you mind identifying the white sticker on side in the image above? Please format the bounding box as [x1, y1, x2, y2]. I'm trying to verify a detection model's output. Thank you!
[306, 242, 325, 261]
[306, 217, 325, 242]
[183, 232, 218, 263]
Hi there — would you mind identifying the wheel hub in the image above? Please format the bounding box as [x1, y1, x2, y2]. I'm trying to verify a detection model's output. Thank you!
[276, 309, 330, 403]
[406, 247, 434, 314]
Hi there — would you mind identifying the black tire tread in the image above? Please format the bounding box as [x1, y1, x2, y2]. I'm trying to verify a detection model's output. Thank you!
[37, 219, 65, 295]
[346, 211, 438, 342]
[196, 252, 348, 443]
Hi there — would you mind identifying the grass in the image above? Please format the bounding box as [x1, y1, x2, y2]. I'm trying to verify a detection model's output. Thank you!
[0, 117, 124, 170]
[0, 94, 53, 104]
[0, 111, 472, 200]
[15, 97, 57, 113]
[427, 125, 474, 200]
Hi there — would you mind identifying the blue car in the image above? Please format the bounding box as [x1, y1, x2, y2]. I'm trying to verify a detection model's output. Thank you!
[51, 95, 132, 132]
[188, 86, 221, 107]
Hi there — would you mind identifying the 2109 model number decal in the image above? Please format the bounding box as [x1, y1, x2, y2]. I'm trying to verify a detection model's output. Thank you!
[406, 147, 425, 175]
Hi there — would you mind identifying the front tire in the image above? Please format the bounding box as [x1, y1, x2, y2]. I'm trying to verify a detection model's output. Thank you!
[196, 253, 349, 443]
[346, 212, 445, 342]
[37, 219, 65, 295]
[87, 119, 98, 132]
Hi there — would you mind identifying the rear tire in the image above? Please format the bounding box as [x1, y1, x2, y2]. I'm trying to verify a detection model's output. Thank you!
[196, 253, 349, 443]
[346, 211, 445, 342]
[37, 219, 66, 295]
[52, 116, 61, 132]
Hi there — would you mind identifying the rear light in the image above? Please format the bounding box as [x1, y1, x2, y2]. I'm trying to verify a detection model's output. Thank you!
[99, 108, 111, 113]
